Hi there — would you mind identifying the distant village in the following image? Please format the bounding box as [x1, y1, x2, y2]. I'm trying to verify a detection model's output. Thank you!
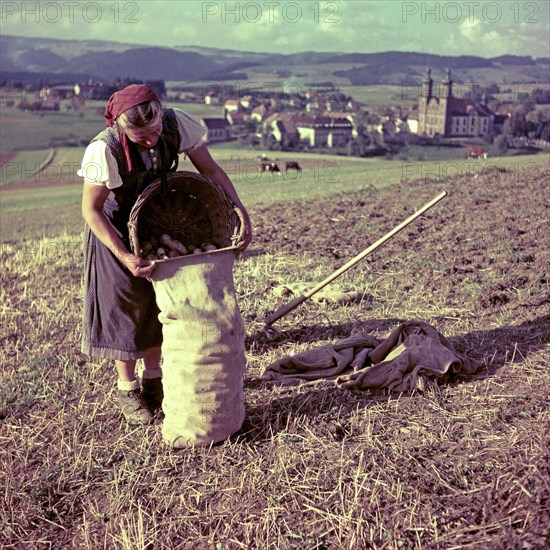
[5, 69, 550, 156]
[194, 69, 550, 156]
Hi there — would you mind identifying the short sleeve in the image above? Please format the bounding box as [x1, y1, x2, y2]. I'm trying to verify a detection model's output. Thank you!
[77, 141, 123, 189]
[173, 108, 207, 153]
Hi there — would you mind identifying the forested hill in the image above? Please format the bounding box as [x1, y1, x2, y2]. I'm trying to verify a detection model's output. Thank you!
[2, 34, 548, 85]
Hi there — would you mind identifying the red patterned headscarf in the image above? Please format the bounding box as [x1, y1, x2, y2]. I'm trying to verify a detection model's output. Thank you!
[104, 84, 159, 172]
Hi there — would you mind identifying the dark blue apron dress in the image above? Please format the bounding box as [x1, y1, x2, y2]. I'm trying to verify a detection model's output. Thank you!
[81, 109, 180, 360]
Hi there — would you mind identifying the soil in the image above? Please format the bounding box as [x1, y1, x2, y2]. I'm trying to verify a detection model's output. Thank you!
[1, 161, 548, 549]
[250, 166, 549, 324]
[0, 151, 18, 167]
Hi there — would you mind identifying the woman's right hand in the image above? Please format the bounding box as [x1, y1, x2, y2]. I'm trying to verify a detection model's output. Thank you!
[83, 184, 157, 278]
[121, 253, 157, 278]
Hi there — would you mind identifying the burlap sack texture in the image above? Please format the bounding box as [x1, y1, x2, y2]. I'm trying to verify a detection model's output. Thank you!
[262, 321, 476, 391]
[129, 171, 247, 447]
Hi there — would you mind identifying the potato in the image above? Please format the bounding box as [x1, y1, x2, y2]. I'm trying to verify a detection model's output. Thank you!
[192, 247, 204, 254]
[160, 234, 188, 255]
[167, 249, 180, 258]
[156, 247, 168, 260]
[203, 243, 217, 252]
[140, 241, 154, 258]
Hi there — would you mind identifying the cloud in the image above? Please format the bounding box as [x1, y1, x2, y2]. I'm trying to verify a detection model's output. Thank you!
[1, 0, 548, 57]
[458, 18, 481, 42]
[456, 16, 550, 58]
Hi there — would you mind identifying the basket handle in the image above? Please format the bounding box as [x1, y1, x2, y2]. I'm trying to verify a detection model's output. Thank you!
[231, 206, 247, 249]
[128, 220, 139, 255]
[127, 179, 160, 256]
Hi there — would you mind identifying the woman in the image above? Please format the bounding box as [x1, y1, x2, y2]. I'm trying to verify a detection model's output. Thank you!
[78, 84, 252, 425]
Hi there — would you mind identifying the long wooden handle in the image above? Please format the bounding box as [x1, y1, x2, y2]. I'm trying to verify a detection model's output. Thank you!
[264, 191, 448, 327]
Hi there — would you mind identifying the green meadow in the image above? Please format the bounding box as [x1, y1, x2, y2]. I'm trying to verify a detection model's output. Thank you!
[1, 139, 547, 243]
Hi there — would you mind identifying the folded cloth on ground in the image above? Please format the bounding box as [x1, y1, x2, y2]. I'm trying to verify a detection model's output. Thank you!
[262, 320, 476, 391]
[273, 282, 367, 305]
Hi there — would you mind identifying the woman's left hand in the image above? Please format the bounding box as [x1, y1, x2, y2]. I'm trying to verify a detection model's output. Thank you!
[237, 209, 253, 251]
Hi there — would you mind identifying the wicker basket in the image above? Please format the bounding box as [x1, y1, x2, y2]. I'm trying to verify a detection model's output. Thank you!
[128, 171, 245, 259]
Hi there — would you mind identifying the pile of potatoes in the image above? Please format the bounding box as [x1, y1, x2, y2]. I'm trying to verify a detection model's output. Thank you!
[140, 233, 218, 261]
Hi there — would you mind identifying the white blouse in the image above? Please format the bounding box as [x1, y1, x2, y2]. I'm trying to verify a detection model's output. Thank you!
[77, 109, 206, 189]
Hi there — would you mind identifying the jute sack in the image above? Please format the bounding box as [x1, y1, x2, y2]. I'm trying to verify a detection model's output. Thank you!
[150, 252, 246, 447]
[128, 171, 247, 447]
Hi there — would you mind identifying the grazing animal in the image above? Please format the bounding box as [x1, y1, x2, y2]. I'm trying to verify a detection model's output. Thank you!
[467, 146, 487, 159]
[261, 162, 281, 174]
[285, 161, 302, 172]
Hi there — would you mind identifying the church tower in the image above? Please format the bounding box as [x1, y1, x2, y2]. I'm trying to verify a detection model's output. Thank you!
[442, 68, 453, 100]
[421, 68, 433, 103]
[418, 68, 434, 135]
[440, 68, 453, 135]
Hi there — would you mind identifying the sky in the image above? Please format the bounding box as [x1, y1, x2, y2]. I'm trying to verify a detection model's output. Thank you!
[1, 0, 549, 58]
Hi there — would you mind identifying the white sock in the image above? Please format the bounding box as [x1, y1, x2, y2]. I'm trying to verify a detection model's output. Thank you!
[142, 368, 162, 380]
[117, 379, 140, 391]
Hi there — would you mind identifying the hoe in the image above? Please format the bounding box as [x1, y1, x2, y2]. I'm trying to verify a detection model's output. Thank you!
[263, 191, 448, 337]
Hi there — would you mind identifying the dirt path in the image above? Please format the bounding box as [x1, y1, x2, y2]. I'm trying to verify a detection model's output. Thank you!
[0, 151, 18, 167]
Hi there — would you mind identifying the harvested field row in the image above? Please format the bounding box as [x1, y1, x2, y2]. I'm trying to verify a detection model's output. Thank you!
[1, 165, 549, 549]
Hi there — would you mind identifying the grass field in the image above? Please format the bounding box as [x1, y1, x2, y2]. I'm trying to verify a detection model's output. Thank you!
[1, 131, 549, 549]
[0, 106, 104, 152]
[1, 147, 547, 243]
[1, 101, 549, 547]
